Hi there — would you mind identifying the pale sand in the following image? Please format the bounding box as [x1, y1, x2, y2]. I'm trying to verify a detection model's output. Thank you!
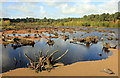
[1, 49, 118, 76]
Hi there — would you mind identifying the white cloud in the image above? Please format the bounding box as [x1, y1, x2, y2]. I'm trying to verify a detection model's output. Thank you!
[3, 3, 46, 18]
[98, 0, 118, 13]
[45, 0, 119, 17]
[57, 2, 97, 15]
[39, 6, 46, 16]
[8, 3, 31, 13]
[1, 0, 119, 18]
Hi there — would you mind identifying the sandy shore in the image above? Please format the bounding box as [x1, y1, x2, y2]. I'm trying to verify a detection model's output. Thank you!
[1, 49, 118, 76]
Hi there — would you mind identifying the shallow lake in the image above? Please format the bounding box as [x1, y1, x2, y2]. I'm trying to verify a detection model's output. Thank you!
[1, 27, 118, 73]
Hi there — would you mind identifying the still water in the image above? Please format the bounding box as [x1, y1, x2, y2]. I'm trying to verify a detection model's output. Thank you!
[1, 28, 118, 73]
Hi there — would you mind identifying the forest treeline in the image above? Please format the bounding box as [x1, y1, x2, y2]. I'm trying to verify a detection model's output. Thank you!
[0, 12, 120, 30]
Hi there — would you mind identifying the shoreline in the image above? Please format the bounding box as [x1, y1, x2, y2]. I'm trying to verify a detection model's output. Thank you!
[1, 49, 118, 76]
[1, 26, 117, 35]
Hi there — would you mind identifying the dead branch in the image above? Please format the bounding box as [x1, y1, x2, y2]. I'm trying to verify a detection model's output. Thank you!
[24, 49, 69, 73]
[48, 50, 58, 58]
[55, 49, 68, 61]
[24, 53, 34, 63]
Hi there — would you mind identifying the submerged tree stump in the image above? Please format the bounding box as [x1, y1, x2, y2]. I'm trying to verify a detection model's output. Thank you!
[46, 40, 55, 46]
[24, 49, 69, 73]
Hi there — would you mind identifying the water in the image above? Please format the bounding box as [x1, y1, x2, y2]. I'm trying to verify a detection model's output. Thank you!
[1, 27, 118, 73]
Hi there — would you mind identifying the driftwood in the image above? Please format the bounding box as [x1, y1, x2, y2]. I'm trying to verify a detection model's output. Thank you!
[13, 57, 18, 67]
[102, 42, 117, 52]
[110, 44, 117, 49]
[107, 37, 113, 40]
[63, 35, 69, 41]
[55, 49, 68, 61]
[70, 36, 99, 47]
[72, 36, 99, 44]
[114, 38, 119, 41]
[3, 37, 35, 49]
[97, 53, 102, 56]
[46, 40, 55, 46]
[24, 49, 69, 73]
[103, 68, 115, 74]
[102, 43, 110, 52]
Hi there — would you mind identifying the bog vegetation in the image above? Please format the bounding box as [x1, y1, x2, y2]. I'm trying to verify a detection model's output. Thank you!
[0, 12, 120, 30]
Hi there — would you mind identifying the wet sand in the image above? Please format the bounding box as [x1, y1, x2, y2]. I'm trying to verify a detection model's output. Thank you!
[1, 49, 118, 76]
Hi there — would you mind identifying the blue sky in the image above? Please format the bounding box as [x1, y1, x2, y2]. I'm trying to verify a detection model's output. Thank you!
[1, 0, 119, 19]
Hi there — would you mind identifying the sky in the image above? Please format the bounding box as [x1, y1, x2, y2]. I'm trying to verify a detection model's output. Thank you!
[0, 0, 119, 19]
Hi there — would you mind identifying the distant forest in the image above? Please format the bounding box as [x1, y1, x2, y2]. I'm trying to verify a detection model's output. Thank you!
[0, 12, 120, 30]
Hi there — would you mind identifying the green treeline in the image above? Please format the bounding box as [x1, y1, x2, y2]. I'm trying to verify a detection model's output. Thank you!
[0, 12, 120, 30]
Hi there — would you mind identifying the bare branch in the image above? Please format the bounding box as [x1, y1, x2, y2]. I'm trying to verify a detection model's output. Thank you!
[39, 50, 42, 57]
[55, 49, 68, 61]
[48, 50, 58, 58]
[24, 53, 34, 63]
[46, 50, 49, 56]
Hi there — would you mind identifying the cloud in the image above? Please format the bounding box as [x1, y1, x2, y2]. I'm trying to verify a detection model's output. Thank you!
[3, 3, 46, 18]
[98, 0, 119, 13]
[46, 0, 118, 17]
[1, 0, 119, 18]
[57, 2, 97, 15]
[8, 3, 32, 13]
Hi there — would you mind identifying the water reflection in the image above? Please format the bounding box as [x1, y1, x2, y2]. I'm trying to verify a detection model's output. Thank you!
[2, 29, 118, 73]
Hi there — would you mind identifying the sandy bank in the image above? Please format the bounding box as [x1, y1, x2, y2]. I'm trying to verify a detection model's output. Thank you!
[1, 49, 118, 76]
